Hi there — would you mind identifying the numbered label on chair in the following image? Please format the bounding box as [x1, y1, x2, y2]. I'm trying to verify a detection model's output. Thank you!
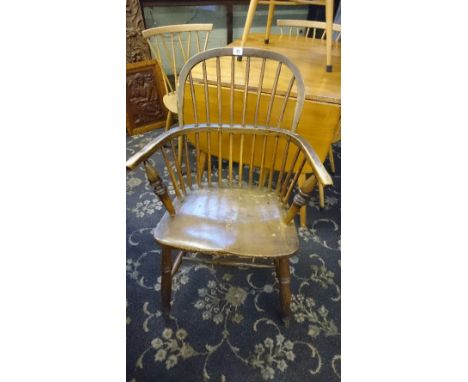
[233, 47, 243, 56]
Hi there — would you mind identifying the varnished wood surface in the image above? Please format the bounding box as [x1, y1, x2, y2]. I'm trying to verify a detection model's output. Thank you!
[228, 34, 340, 105]
[127, 123, 331, 319]
[276, 256, 292, 321]
[153, 187, 299, 258]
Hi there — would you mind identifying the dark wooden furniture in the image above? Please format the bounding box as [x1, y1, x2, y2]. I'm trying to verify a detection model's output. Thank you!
[126, 60, 167, 135]
[126, 47, 333, 323]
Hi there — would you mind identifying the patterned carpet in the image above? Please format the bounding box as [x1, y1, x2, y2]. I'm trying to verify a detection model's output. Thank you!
[126, 129, 341, 381]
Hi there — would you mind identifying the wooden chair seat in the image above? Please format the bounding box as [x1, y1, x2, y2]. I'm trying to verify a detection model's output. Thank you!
[163, 91, 178, 114]
[153, 186, 298, 258]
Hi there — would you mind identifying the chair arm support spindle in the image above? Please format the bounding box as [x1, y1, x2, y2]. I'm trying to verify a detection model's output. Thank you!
[283, 175, 317, 224]
[144, 161, 176, 216]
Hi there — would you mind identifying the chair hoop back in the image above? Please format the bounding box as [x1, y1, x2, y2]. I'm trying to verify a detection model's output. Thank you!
[177, 47, 306, 132]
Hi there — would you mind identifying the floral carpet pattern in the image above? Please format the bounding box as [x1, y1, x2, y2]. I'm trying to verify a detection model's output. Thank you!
[127, 129, 341, 381]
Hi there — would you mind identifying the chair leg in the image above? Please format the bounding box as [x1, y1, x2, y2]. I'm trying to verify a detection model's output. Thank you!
[298, 174, 307, 227]
[161, 245, 173, 317]
[165, 111, 172, 131]
[318, 182, 325, 209]
[240, 0, 259, 47]
[328, 144, 335, 173]
[264, 0, 276, 44]
[276, 257, 291, 324]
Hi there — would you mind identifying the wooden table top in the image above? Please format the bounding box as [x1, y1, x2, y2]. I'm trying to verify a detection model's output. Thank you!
[229, 34, 341, 105]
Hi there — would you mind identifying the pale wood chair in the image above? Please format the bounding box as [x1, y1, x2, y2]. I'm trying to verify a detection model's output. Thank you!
[278, 19, 341, 174]
[126, 47, 333, 323]
[240, 0, 335, 71]
[142, 24, 214, 130]
[277, 19, 341, 42]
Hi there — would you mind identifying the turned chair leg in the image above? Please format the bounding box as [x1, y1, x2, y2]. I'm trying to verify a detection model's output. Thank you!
[328, 144, 335, 173]
[161, 245, 173, 317]
[298, 174, 307, 227]
[276, 257, 291, 324]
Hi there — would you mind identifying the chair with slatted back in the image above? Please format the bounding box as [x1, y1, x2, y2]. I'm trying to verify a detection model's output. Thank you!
[142, 24, 214, 130]
[278, 19, 341, 174]
[126, 47, 333, 323]
[240, 0, 336, 71]
[277, 19, 341, 42]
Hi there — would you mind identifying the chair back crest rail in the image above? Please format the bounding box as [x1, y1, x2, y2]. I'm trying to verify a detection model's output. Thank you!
[142, 24, 214, 95]
[126, 124, 333, 225]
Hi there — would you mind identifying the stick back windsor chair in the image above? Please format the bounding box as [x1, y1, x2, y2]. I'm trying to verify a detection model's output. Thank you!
[126, 47, 333, 323]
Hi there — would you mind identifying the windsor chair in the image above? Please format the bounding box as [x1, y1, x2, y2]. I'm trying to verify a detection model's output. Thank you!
[126, 47, 333, 323]
[277, 19, 341, 173]
[142, 24, 213, 130]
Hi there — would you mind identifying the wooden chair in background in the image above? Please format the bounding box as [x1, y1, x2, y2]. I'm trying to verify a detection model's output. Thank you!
[277, 19, 341, 42]
[240, 0, 335, 71]
[126, 47, 333, 323]
[142, 23, 214, 130]
[277, 19, 341, 173]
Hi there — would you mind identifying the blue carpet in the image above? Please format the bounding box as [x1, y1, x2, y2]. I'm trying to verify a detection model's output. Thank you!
[127, 129, 341, 381]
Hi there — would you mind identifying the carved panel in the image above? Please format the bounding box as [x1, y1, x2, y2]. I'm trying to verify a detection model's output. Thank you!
[126, 0, 150, 63]
[127, 60, 167, 135]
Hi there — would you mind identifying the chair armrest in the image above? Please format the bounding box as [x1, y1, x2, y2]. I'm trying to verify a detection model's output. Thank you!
[292, 134, 333, 187]
[127, 125, 333, 188]
[282, 135, 333, 224]
[126, 127, 184, 171]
